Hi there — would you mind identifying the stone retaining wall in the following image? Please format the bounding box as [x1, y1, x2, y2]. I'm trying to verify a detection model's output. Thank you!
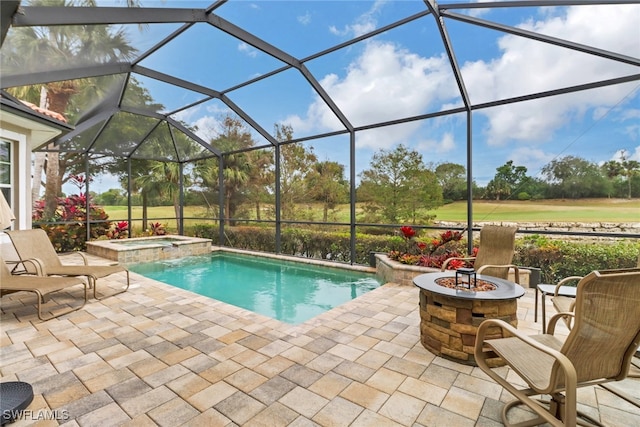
[375, 254, 531, 287]
[435, 221, 640, 237]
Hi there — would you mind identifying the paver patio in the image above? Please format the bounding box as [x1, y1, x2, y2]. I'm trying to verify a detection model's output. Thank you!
[1, 253, 639, 426]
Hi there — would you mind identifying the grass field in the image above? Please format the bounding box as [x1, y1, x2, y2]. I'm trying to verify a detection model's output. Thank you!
[102, 198, 639, 229]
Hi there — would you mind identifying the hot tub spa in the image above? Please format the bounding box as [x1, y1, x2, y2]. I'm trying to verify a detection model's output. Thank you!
[86, 235, 212, 265]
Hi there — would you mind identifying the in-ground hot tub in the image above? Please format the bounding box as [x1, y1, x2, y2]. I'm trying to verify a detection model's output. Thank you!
[86, 235, 212, 265]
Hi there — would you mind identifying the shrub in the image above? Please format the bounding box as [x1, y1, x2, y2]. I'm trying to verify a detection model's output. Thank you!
[33, 193, 111, 252]
[187, 223, 640, 280]
[513, 235, 639, 283]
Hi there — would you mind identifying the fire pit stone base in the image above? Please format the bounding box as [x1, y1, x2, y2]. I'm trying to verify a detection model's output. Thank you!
[419, 289, 517, 367]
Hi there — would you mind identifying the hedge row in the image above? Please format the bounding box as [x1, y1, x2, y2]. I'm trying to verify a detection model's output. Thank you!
[188, 224, 640, 283]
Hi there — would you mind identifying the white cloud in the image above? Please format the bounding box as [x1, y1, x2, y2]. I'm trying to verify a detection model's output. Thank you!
[509, 146, 555, 177]
[612, 147, 640, 162]
[238, 42, 258, 58]
[283, 40, 456, 149]
[290, 4, 638, 158]
[415, 132, 457, 154]
[171, 103, 232, 142]
[298, 12, 311, 26]
[462, 5, 639, 146]
[329, 0, 386, 37]
[464, 0, 497, 18]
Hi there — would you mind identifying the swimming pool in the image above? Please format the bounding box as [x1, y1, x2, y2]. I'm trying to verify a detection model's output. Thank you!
[129, 252, 382, 324]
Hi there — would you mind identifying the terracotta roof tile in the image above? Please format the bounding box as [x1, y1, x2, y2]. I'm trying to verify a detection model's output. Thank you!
[19, 100, 68, 123]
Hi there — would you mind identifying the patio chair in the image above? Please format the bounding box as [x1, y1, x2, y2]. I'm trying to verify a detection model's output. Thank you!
[441, 225, 520, 283]
[1, 255, 88, 321]
[475, 268, 640, 427]
[551, 255, 640, 330]
[6, 229, 130, 300]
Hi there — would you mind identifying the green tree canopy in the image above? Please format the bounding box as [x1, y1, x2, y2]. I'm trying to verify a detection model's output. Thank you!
[542, 156, 609, 199]
[275, 124, 318, 220]
[434, 162, 467, 201]
[358, 144, 443, 224]
[485, 160, 528, 201]
[306, 161, 349, 222]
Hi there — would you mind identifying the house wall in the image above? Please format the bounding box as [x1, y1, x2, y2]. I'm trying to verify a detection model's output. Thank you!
[1, 125, 32, 231]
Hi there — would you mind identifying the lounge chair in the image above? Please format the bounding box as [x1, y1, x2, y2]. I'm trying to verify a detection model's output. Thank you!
[1, 255, 88, 321]
[475, 268, 640, 427]
[441, 225, 520, 283]
[6, 229, 130, 300]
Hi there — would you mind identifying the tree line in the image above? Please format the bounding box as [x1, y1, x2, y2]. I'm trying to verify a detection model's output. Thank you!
[93, 119, 640, 227]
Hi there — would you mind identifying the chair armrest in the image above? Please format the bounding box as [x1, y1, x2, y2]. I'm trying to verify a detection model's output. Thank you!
[475, 319, 577, 388]
[554, 276, 582, 296]
[548, 311, 575, 334]
[476, 264, 520, 284]
[441, 256, 475, 271]
[20, 258, 46, 276]
[59, 251, 90, 265]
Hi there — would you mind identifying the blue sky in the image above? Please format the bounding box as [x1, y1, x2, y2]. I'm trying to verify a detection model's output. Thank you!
[78, 1, 640, 192]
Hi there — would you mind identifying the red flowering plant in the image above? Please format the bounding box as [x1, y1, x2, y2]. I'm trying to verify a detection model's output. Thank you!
[32, 175, 111, 252]
[106, 221, 129, 239]
[388, 227, 475, 270]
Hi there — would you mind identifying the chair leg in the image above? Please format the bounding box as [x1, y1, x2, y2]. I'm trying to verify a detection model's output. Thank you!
[92, 271, 130, 300]
[34, 284, 88, 321]
[501, 400, 549, 427]
[541, 292, 547, 333]
[540, 393, 605, 427]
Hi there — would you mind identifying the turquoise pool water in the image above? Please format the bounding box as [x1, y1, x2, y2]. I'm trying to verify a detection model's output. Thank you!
[129, 253, 382, 324]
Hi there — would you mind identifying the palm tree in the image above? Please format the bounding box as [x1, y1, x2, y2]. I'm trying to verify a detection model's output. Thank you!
[196, 115, 259, 224]
[4, 0, 140, 217]
[135, 161, 188, 229]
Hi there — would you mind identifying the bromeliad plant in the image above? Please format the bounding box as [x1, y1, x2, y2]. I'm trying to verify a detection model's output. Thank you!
[150, 222, 166, 236]
[106, 221, 129, 239]
[388, 226, 474, 269]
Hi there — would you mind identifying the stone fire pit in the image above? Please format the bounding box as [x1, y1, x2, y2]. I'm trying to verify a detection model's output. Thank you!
[413, 272, 525, 366]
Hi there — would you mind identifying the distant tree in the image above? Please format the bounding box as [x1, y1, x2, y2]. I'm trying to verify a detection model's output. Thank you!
[619, 151, 640, 199]
[306, 161, 349, 222]
[485, 160, 528, 200]
[358, 144, 443, 224]
[541, 156, 609, 198]
[435, 162, 467, 201]
[601, 159, 625, 198]
[244, 149, 274, 221]
[135, 161, 187, 223]
[94, 188, 125, 206]
[193, 115, 258, 224]
[275, 124, 318, 220]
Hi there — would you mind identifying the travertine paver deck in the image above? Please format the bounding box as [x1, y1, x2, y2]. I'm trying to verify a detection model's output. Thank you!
[1, 254, 639, 426]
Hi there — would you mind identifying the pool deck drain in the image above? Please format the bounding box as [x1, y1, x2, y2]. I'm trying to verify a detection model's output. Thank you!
[1, 253, 639, 426]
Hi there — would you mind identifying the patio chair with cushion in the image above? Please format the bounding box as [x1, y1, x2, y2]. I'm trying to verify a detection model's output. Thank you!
[6, 229, 130, 300]
[1, 255, 88, 321]
[441, 225, 520, 283]
[475, 268, 640, 427]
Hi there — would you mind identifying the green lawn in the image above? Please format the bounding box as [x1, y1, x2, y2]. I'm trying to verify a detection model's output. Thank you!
[428, 199, 640, 222]
[102, 198, 640, 227]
